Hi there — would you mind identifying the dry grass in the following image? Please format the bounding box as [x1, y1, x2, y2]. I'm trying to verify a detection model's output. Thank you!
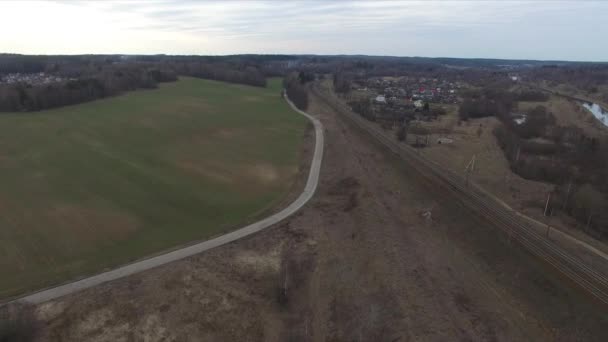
[412, 110, 552, 214]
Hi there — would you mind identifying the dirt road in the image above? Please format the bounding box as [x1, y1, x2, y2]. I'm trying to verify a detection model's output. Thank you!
[29, 87, 607, 341]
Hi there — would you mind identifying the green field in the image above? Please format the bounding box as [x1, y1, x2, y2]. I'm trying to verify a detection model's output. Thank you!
[0, 77, 307, 298]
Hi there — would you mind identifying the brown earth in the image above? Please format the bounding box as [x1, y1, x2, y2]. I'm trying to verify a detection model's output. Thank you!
[25, 88, 608, 341]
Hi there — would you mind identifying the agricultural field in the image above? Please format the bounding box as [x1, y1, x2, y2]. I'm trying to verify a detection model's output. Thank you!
[0, 77, 308, 299]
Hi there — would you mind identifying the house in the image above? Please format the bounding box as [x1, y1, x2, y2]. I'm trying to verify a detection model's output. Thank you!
[375, 95, 387, 104]
[512, 113, 527, 125]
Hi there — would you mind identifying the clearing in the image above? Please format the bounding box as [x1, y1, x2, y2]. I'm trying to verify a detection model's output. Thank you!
[0, 77, 308, 299]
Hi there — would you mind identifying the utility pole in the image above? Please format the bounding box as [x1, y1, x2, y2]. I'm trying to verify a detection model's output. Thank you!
[465, 154, 476, 186]
[543, 192, 551, 217]
[586, 213, 593, 232]
[471, 154, 476, 172]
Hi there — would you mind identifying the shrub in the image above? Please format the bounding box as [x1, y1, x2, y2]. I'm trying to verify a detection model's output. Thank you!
[396, 125, 407, 142]
[515, 90, 549, 102]
[520, 139, 558, 155]
[513, 105, 555, 138]
[572, 184, 605, 218]
[510, 157, 569, 184]
[284, 73, 308, 110]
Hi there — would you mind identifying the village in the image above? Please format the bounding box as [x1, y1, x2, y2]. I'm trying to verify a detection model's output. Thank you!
[362, 76, 461, 105]
[0, 72, 66, 86]
[346, 75, 462, 129]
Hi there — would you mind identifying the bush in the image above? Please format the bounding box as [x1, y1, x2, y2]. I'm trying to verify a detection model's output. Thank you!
[348, 99, 373, 119]
[458, 87, 516, 121]
[511, 157, 569, 184]
[396, 125, 407, 141]
[430, 106, 447, 116]
[284, 73, 308, 110]
[408, 125, 429, 136]
[513, 105, 555, 138]
[520, 139, 558, 155]
[380, 121, 392, 130]
[459, 98, 510, 120]
[515, 90, 549, 102]
[493, 124, 519, 157]
[572, 184, 605, 217]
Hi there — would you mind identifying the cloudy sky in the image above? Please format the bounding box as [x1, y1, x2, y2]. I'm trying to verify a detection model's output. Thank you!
[1, 0, 607, 61]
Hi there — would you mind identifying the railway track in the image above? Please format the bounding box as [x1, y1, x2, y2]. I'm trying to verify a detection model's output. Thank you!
[311, 84, 608, 305]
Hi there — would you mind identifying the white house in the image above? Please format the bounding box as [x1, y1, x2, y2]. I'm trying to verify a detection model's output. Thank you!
[375, 95, 387, 104]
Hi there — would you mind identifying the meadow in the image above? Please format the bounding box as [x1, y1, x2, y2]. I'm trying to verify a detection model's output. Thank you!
[0, 77, 307, 298]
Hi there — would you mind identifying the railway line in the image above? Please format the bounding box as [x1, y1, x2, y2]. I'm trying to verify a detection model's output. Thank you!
[311, 84, 608, 305]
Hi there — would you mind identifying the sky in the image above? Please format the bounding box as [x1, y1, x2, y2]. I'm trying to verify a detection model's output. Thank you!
[1, 0, 607, 61]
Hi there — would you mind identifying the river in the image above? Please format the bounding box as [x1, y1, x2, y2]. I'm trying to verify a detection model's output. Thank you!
[582, 102, 608, 127]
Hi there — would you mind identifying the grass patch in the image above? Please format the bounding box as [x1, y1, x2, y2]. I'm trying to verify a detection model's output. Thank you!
[0, 77, 307, 299]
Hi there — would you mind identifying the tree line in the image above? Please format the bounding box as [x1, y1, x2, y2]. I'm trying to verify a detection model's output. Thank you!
[458, 87, 517, 121]
[333, 71, 352, 94]
[0, 55, 268, 112]
[0, 64, 177, 112]
[526, 65, 608, 98]
[283, 72, 310, 110]
[172, 62, 266, 87]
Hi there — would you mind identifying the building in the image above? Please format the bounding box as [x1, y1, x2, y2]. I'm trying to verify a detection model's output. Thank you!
[375, 95, 387, 104]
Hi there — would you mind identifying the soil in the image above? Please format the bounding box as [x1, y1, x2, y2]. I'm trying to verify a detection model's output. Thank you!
[28, 87, 608, 341]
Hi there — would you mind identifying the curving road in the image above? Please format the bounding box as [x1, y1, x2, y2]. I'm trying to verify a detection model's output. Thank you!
[12, 94, 324, 305]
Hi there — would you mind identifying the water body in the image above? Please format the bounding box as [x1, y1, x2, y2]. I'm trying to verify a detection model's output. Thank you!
[582, 102, 608, 127]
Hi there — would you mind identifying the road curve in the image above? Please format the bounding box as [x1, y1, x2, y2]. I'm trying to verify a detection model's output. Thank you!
[11, 94, 324, 305]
